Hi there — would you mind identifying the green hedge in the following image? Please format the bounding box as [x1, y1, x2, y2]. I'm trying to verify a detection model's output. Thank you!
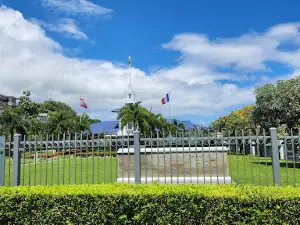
[0, 184, 300, 224]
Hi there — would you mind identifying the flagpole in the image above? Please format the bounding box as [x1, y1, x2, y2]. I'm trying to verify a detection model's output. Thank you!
[79, 97, 81, 123]
[168, 93, 171, 121]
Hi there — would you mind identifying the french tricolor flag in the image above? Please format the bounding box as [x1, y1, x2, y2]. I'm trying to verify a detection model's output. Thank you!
[80, 97, 88, 109]
[161, 93, 170, 105]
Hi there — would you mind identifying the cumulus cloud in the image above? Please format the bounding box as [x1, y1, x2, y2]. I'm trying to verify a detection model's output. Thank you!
[1, 6, 300, 122]
[163, 23, 300, 71]
[41, 0, 112, 16]
[32, 18, 88, 40]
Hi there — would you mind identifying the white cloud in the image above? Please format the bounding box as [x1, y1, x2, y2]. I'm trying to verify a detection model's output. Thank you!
[163, 23, 300, 71]
[32, 18, 88, 40]
[1, 6, 300, 122]
[42, 0, 112, 16]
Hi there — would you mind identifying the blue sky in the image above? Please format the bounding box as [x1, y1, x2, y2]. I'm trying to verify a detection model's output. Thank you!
[0, 0, 300, 125]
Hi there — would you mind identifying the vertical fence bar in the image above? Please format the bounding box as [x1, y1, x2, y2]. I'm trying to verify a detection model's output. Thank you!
[57, 134, 60, 185]
[116, 133, 118, 183]
[235, 130, 240, 184]
[109, 133, 112, 183]
[98, 133, 100, 184]
[292, 129, 296, 187]
[39, 135, 43, 185]
[256, 129, 261, 185]
[228, 131, 233, 184]
[156, 131, 159, 182]
[134, 130, 141, 184]
[13, 134, 21, 186]
[162, 131, 166, 184]
[74, 134, 77, 185]
[51, 134, 54, 186]
[263, 129, 268, 186]
[284, 135, 288, 185]
[121, 131, 124, 182]
[0, 136, 5, 186]
[34, 135, 37, 186]
[28, 137, 31, 186]
[150, 131, 153, 182]
[80, 133, 83, 184]
[182, 130, 185, 184]
[249, 130, 254, 185]
[201, 129, 205, 184]
[270, 127, 280, 186]
[144, 132, 148, 184]
[188, 131, 192, 183]
[176, 131, 179, 184]
[22, 136, 26, 186]
[45, 134, 49, 186]
[169, 132, 172, 184]
[104, 134, 107, 183]
[92, 133, 95, 184]
[215, 131, 219, 184]
[68, 133, 71, 185]
[221, 130, 225, 184]
[242, 130, 246, 185]
[62, 133, 66, 185]
[195, 130, 198, 184]
[86, 134, 89, 184]
[8, 137, 11, 186]
[208, 129, 212, 184]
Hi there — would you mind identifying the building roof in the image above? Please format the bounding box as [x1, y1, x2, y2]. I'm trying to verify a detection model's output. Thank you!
[90, 121, 119, 134]
[89, 119, 202, 134]
[111, 108, 121, 113]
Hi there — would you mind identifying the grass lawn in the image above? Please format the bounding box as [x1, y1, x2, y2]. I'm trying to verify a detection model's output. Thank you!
[228, 154, 300, 186]
[4, 156, 117, 186]
[3, 154, 300, 186]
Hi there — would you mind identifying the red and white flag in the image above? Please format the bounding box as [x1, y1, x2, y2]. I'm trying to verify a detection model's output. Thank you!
[80, 97, 88, 109]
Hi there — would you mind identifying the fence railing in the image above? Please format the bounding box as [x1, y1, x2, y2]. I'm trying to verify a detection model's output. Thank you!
[0, 128, 299, 187]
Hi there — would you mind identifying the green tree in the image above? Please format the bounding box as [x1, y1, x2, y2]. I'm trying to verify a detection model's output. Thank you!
[18, 95, 40, 117]
[0, 107, 29, 138]
[117, 102, 149, 134]
[39, 99, 76, 116]
[47, 111, 74, 134]
[75, 113, 92, 133]
[253, 77, 300, 129]
[211, 105, 255, 134]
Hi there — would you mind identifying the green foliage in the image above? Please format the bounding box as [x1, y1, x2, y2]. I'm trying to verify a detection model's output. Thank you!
[0, 94, 99, 136]
[253, 77, 300, 129]
[39, 99, 77, 116]
[0, 107, 29, 137]
[211, 105, 255, 133]
[18, 95, 40, 116]
[118, 102, 185, 136]
[0, 184, 299, 224]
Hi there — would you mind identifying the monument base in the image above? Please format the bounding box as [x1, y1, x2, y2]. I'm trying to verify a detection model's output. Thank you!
[117, 176, 232, 184]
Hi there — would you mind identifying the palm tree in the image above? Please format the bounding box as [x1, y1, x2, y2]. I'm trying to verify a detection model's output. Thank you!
[117, 102, 149, 134]
[0, 107, 29, 139]
[75, 113, 92, 133]
[28, 117, 42, 135]
[47, 111, 74, 135]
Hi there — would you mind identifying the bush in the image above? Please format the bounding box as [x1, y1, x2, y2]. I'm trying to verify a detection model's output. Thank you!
[0, 184, 300, 224]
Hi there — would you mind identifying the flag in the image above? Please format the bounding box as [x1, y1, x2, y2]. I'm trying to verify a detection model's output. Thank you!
[161, 93, 170, 105]
[80, 97, 88, 109]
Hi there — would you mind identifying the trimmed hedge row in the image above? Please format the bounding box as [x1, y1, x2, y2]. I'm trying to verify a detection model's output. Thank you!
[0, 184, 300, 224]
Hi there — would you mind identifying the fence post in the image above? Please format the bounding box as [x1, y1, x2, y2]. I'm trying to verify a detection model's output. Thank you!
[0, 136, 5, 186]
[13, 134, 21, 186]
[270, 128, 280, 186]
[134, 131, 141, 184]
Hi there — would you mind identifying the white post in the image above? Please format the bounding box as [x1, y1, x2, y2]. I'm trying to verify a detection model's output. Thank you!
[251, 141, 256, 155]
[278, 140, 284, 160]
